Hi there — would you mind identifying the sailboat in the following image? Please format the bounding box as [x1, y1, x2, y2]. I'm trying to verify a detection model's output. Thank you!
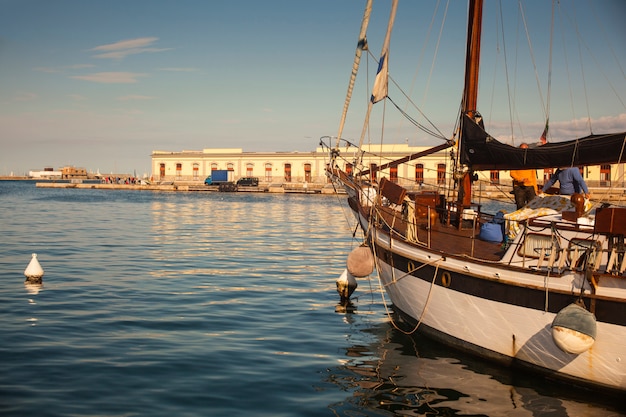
[324, 0, 626, 393]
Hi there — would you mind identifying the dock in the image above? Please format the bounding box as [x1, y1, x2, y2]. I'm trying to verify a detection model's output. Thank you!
[23, 181, 626, 203]
[34, 181, 338, 195]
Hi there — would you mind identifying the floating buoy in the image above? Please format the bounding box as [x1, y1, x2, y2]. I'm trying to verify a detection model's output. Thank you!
[346, 245, 374, 278]
[24, 253, 44, 284]
[551, 303, 597, 354]
[336, 268, 357, 303]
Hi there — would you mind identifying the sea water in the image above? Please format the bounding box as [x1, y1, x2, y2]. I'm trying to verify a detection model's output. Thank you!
[0, 181, 623, 416]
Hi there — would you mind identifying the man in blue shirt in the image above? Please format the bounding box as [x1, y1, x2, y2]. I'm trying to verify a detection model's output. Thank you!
[541, 167, 590, 198]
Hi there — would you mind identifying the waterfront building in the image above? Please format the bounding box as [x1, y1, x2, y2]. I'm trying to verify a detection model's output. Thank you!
[151, 145, 625, 190]
[28, 167, 62, 179]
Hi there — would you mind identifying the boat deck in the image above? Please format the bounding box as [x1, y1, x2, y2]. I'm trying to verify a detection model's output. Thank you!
[416, 220, 506, 261]
[373, 203, 507, 262]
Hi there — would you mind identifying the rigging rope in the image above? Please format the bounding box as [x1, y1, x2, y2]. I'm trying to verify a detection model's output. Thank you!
[370, 225, 443, 335]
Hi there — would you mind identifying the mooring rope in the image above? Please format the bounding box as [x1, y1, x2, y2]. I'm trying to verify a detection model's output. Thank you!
[369, 226, 443, 335]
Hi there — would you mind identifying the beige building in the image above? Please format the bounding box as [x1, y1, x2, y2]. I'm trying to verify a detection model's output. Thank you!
[150, 144, 454, 186]
[151, 144, 625, 189]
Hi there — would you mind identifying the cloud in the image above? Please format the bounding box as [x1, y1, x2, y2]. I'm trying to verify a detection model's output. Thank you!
[14, 92, 38, 101]
[117, 95, 156, 101]
[158, 67, 200, 72]
[68, 64, 96, 69]
[33, 67, 61, 74]
[70, 72, 147, 84]
[221, 118, 242, 125]
[491, 113, 626, 144]
[68, 94, 87, 101]
[91, 37, 171, 59]
[34, 64, 95, 73]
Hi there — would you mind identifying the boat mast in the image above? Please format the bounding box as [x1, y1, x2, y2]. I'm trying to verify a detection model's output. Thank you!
[458, 0, 483, 206]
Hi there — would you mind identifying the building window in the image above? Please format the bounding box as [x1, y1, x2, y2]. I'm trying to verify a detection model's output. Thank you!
[437, 164, 446, 185]
[415, 164, 424, 184]
[193, 163, 199, 180]
[390, 166, 398, 183]
[284, 163, 292, 182]
[176, 163, 182, 179]
[211, 163, 218, 171]
[246, 163, 254, 177]
[265, 163, 272, 182]
[600, 164, 611, 186]
[159, 163, 165, 179]
[370, 163, 377, 182]
[227, 163, 234, 172]
[490, 170, 499, 184]
[304, 163, 311, 183]
[346, 163, 353, 176]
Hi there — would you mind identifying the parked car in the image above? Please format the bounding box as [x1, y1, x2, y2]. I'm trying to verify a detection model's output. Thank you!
[236, 177, 259, 187]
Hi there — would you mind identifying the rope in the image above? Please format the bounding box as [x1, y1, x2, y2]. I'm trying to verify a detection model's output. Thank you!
[369, 224, 443, 335]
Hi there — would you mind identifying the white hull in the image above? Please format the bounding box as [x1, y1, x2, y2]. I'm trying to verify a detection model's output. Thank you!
[356, 207, 626, 392]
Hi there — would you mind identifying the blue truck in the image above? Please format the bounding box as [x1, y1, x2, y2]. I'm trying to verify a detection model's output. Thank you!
[204, 170, 234, 185]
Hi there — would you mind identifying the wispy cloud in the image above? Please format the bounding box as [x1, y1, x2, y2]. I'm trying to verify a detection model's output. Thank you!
[34, 67, 62, 74]
[491, 113, 626, 144]
[70, 72, 147, 84]
[34, 64, 95, 73]
[117, 95, 156, 101]
[14, 92, 38, 101]
[91, 37, 171, 59]
[158, 67, 200, 72]
[68, 94, 87, 101]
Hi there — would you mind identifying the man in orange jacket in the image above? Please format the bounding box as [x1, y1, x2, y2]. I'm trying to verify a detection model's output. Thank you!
[510, 143, 538, 209]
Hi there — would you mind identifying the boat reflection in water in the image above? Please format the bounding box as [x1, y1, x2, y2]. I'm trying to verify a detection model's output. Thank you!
[327, 311, 625, 416]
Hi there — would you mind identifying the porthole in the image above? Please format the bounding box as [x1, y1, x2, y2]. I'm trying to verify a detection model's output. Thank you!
[441, 271, 451, 287]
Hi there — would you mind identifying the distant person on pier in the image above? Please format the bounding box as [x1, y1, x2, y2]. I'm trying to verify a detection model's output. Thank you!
[541, 167, 590, 198]
[510, 143, 538, 209]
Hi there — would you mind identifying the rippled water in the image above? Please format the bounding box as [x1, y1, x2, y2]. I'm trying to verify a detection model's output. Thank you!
[0, 181, 623, 416]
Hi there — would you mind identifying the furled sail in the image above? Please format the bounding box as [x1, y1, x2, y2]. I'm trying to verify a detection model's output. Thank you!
[460, 114, 626, 170]
[335, 0, 373, 149]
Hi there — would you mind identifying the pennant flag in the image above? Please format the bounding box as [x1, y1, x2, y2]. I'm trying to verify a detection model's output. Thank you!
[539, 120, 549, 144]
[370, 53, 388, 103]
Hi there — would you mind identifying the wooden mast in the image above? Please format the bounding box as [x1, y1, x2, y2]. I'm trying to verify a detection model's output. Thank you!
[458, 0, 483, 206]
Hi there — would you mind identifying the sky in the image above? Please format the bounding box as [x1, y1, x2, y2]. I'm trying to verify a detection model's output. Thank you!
[1, 0, 624, 176]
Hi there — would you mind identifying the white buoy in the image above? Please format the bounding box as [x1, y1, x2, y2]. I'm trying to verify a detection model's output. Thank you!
[336, 268, 357, 303]
[551, 303, 597, 354]
[24, 253, 44, 284]
[346, 245, 375, 278]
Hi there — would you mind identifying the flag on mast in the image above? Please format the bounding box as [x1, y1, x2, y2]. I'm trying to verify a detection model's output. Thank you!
[370, 53, 388, 103]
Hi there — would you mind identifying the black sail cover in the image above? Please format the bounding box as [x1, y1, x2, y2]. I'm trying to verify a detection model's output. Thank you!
[460, 114, 626, 170]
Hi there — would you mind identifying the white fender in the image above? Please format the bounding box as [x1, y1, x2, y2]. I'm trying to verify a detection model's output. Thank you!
[551, 303, 597, 354]
[346, 245, 374, 277]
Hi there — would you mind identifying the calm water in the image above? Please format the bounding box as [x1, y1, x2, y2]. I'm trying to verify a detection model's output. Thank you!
[0, 181, 623, 416]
